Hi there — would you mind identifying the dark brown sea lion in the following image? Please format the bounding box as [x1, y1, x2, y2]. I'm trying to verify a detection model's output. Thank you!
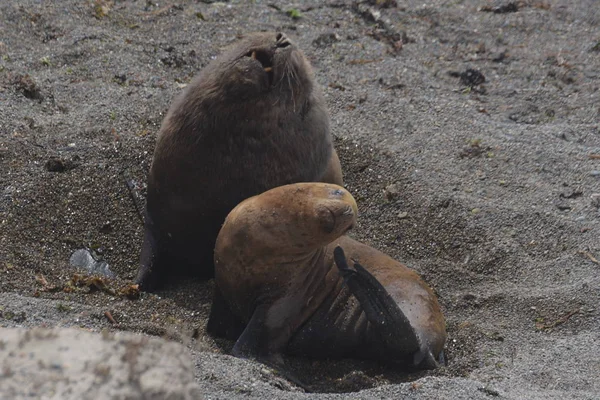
[210, 182, 447, 371]
[136, 32, 343, 291]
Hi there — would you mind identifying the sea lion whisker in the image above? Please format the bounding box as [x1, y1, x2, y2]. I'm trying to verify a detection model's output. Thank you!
[285, 65, 296, 111]
[290, 64, 299, 85]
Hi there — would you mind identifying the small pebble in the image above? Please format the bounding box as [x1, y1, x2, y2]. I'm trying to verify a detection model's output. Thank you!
[384, 184, 401, 200]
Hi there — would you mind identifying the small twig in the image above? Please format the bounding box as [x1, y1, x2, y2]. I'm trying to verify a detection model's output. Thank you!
[104, 311, 117, 324]
[579, 250, 599, 265]
[589, 154, 600, 160]
[35, 274, 49, 287]
[348, 58, 383, 65]
[535, 309, 579, 331]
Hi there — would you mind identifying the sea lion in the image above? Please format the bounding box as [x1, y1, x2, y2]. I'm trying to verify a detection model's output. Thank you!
[210, 182, 447, 370]
[136, 32, 343, 291]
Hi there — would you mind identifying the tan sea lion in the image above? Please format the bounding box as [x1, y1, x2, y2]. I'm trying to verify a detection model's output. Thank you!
[136, 32, 343, 292]
[210, 182, 447, 371]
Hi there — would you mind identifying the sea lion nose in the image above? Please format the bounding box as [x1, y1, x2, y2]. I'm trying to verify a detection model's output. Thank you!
[276, 33, 292, 48]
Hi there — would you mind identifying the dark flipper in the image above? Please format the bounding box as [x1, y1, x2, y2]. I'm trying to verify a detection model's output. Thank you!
[333, 246, 436, 369]
[135, 214, 164, 292]
[206, 285, 245, 340]
[231, 304, 277, 360]
[231, 305, 312, 392]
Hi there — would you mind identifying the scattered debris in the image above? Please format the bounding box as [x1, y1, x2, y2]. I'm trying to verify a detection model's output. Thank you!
[492, 50, 509, 63]
[481, 2, 519, 13]
[99, 221, 114, 234]
[12, 74, 43, 101]
[0, 310, 27, 322]
[66, 274, 112, 294]
[460, 69, 486, 87]
[56, 303, 72, 312]
[113, 74, 127, 85]
[286, 9, 302, 20]
[352, 2, 408, 54]
[367, 0, 397, 8]
[559, 188, 583, 199]
[478, 386, 501, 396]
[348, 58, 383, 65]
[118, 284, 141, 300]
[578, 250, 599, 265]
[160, 48, 187, 68]
[313, 32, 340, 48]
[40, 56, 52, 67]
[93, 0, 112, 19]
[104, 311, 117, 324]
[45, 156, 78, 172]
[535, 309, 579, 331]
[377, 76, 404, 90]
[34, 273, 140, 300]
[328, 82, 346, 91]
[554, 202, 571, 211]
[459, 139, 491, 159]
[384, 183, 401, 201]
[590, 193, 600, 208]
[532, 2, 551, 10]
[35, 274, 50, 288]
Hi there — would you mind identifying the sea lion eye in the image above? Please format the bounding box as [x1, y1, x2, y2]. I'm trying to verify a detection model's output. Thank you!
[330, 189, 345, 198]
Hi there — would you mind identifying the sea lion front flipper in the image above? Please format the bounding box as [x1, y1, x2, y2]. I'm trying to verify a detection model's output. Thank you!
[333, 246, 433, 367]
[206, 285, 245, 340]
[135, 215, 163, 292]
[231, 305, 312, 392]
[231, 304, 276, 360]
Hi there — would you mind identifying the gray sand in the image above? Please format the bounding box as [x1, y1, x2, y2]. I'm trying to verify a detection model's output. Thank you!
[1, 0, 599, 399]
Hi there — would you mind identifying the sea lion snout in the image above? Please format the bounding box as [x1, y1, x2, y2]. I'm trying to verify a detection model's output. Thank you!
[296, 183, 357, 239]
[323, 186, 358, 231]
[244, 49, 275, 85]
[239, 33, 294, 88]
[275, 33, 292, 48]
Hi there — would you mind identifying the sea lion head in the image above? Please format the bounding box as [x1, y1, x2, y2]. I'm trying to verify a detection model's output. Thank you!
[199, 32, 316, 110]
[218, 183, 358, 256]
